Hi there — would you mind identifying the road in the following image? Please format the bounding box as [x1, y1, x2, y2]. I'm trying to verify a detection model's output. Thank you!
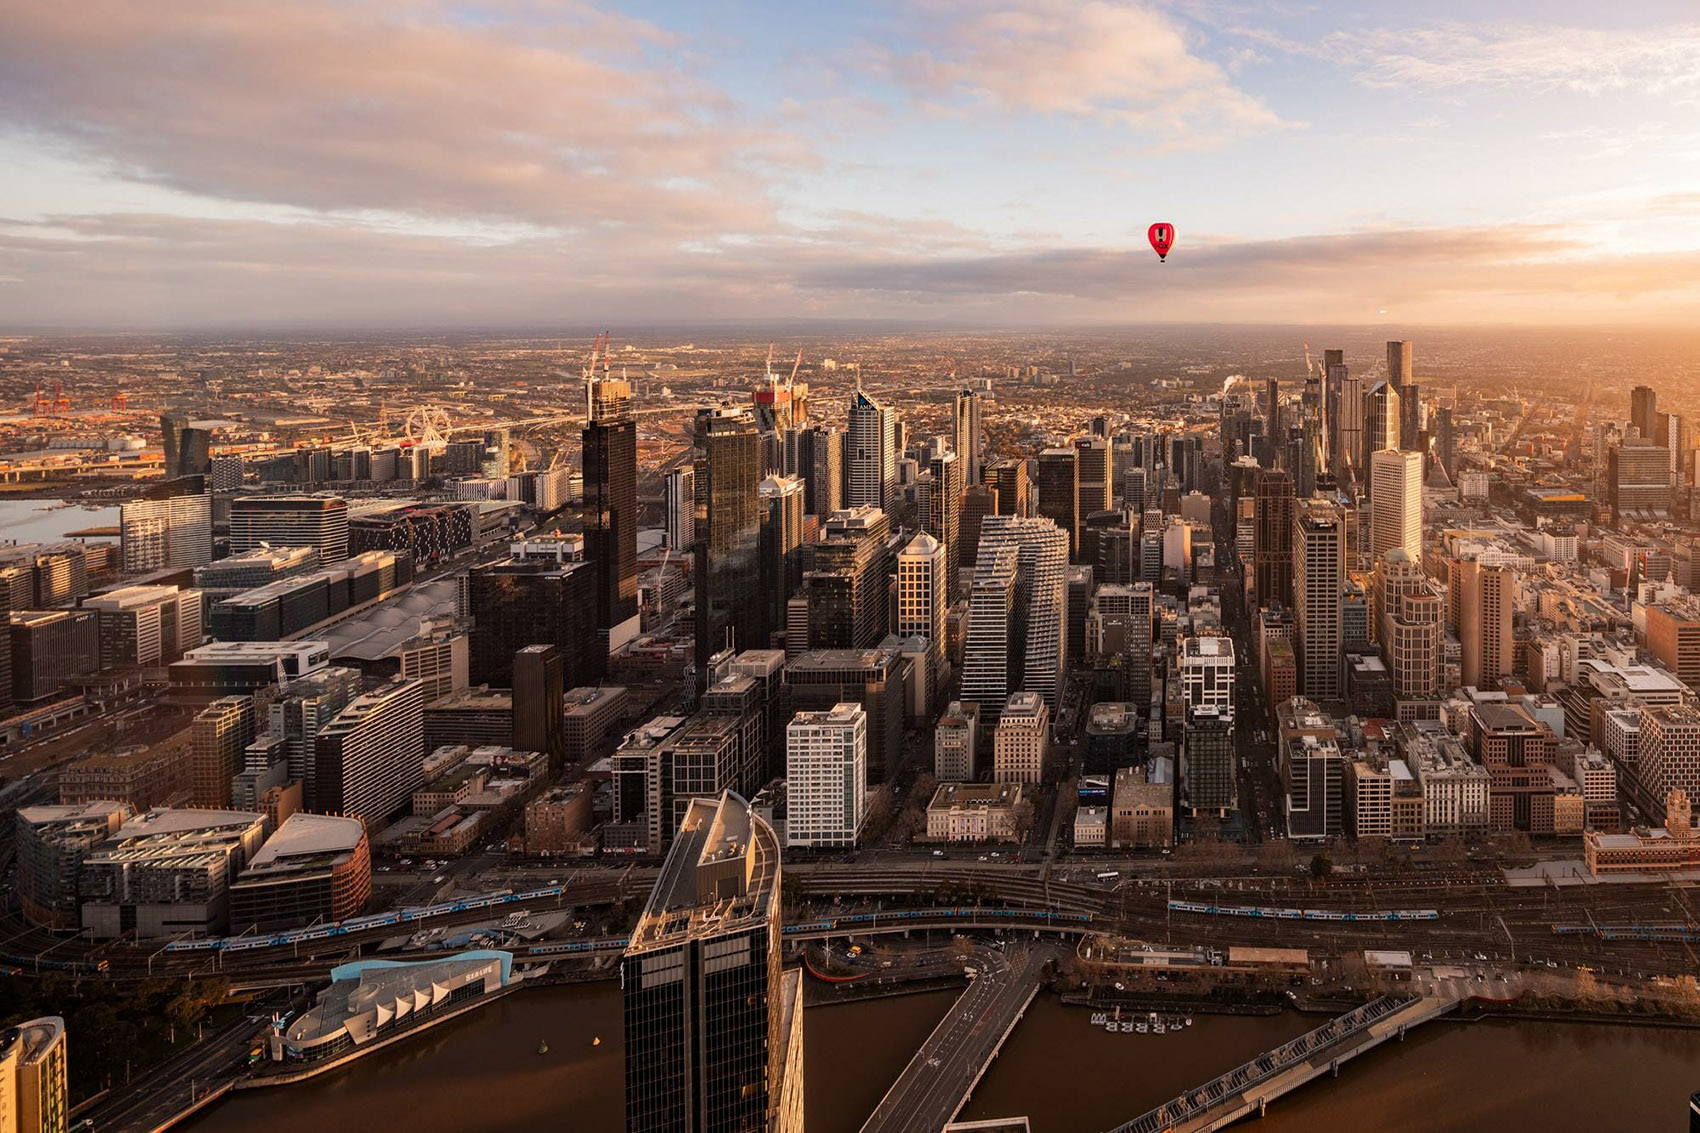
[858, 942, 1055, 1133]
[80, 994, 285, 1131]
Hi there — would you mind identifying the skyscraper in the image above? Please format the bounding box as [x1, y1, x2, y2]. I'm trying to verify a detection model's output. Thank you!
[1374, 549, 1442, 701]
[1075, 435, 1112, 520]
[1631, 384, 1658, 441]
[665, 466, 695, 552]
[1369, 448, 1423, 566]
[1266, 377, 1281, 443]
[513, 644, 565, 770]
[468, 558, 599, 689]
[1036, 447, 1079, 557]
[785, 703, 868, 849]
[161, 412, 213, 480]
[121, 476, 213, 573]
[694, 405, 764, 670]
[191, 695, 255, 809]
[897, 530, 946, 688]
[1456, 555, 1516, 690]
[1294, 500, 1344, 701]
[975, 514, 1068, 712]
[925, 448, 963, 592]
[313, 676, 427, 826]
[988, 458, 1031, 517]
[846, 389, 896, 511]
[796, 426, 843, 517]
[803, 506, 895, 650]
[758, 475, 805, 649]
[953, 388, 984, 486]
[622, 791, 803, 1133]
[961, 543, 1020, 721]
[1253, 469, 1295, 608]
[584, 369, 640, 657]
[1386, 340, 1412, 391]
[1362, 380, 1402, 498]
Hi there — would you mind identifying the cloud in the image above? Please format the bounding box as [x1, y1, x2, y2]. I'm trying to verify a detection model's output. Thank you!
[864, 0, 1280, 138]
[0, 0, 802, 235]
[5, 212, 1698, 330]
[1326, 22, 1700, 96]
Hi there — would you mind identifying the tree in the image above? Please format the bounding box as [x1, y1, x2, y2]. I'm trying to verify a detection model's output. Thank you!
[1012, 799, 1037, 841]
[1309, 852, 1334, 879]
[863, 785, 897, 842]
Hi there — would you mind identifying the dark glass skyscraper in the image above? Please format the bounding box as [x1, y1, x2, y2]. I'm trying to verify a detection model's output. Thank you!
[584, 374, 639, 663]
[694, 406, 764, 671]
[622, 791, 803, 1133]
[512, 643, 565, 770]
[468, 559, 598, 689]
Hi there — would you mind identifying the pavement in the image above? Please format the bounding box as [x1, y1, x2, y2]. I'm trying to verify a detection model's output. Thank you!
[859, 941, 1057, 1133]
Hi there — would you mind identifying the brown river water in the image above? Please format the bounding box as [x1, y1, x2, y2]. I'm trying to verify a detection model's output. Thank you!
[186, 981, 1700, 1132]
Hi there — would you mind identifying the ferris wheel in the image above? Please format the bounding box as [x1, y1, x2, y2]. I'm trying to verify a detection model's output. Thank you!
[404, 405, 452, 446]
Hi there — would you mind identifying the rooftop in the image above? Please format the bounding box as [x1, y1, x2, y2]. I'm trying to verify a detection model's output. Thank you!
[627, 791, 780, 955]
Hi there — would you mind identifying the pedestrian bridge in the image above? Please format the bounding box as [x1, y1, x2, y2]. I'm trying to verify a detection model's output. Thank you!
[1105, 992, 1464, 1133]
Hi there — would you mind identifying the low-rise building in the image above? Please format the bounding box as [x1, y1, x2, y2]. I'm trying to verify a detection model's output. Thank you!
[1110, 765, 1173, 849]
[79, 808, 268, 938]
[1073, 806, 1107, 849]
[59, 734, 194, 813]
[15, 802, 132, 930]
[1584, 790, 1700, 875]
[925, 782, 1025, 843]
[522, 784, 595, 856]
[562, 685, 629, 764]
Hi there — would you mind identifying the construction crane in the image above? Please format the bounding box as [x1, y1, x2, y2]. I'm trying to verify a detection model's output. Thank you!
[788, 349, 803, 385]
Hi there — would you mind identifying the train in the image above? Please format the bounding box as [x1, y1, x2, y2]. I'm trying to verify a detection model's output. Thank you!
[1551, 922, 1700, 942]
[1167, 900, 1439, 923]
[163, 886, 556, 953]
[787, 907, 1097, 933]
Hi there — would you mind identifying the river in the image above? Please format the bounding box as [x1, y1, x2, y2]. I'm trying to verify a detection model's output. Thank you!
[0, 498, 120, 543]
[185, 980, 1700, 1131]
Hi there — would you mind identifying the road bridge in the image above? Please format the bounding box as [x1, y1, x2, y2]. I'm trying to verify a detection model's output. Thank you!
[859, 942, 1057, 1133]
[1105, 992, 1464, 1132]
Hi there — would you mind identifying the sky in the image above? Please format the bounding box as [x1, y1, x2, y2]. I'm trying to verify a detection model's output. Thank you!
[3, 0, 1700, 330]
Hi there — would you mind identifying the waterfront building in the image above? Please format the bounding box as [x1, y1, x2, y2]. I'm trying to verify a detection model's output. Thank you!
[120, 479, 212, 572]
[283, 951, 515, 1064]
[785, 703, 867, 849]
[622, 791, 803, 1133]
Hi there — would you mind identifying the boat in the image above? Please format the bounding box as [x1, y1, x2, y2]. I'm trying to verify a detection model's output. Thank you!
[1153, 1023, 1166, 1035]
[591, 1036, 601, 1047]
[1184, 1017, 1193, 1027]
[537, 1040, 549, 1055]
[1090, 1012, 1107, 1026]
[1104, 1021, 1118, 1033]
[1134, 1022, 1147, 1034]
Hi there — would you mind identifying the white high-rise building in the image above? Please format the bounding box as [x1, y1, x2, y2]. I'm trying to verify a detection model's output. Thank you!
[1369, 448, 1423, 566]
[847, 389, 897, 511]
[897, 531, 946, 654]
[121, 490, 212, 572]
[1294, 500, 1345, 701]
[786, 702, 867, 848]
[954, 388, 984, 487]
[975, 514, 1068, 714]
[665, 466, 694, 551]
[1178, 635, 1235, 717]
[962, 544, 1019, 722]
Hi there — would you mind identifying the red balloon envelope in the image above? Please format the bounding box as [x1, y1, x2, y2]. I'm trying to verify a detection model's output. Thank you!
[1148, 222, 1175, 262]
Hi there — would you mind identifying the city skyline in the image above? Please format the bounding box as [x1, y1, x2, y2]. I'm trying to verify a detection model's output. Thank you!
[5, 2, 1700, 329]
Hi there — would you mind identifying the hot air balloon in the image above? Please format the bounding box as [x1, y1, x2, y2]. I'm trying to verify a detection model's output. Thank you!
[1148, 223, 1175, 262]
